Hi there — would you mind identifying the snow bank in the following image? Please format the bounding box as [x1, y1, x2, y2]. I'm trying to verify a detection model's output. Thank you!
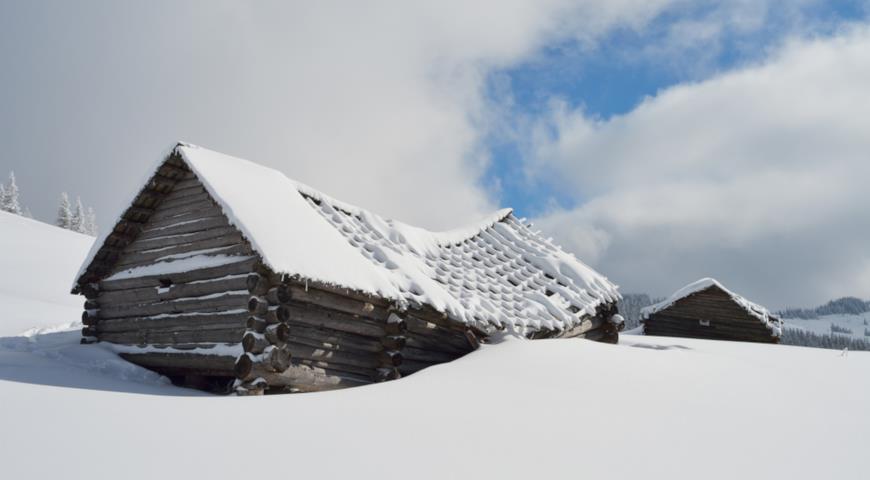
[641, 278, 783, 335]
[1, 323, 868, 480]
[0, 212, 93, 335]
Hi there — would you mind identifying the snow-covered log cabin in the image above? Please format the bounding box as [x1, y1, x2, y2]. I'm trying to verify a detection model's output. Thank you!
[73, 143, 623, 394]
[641, 278, 782, 343]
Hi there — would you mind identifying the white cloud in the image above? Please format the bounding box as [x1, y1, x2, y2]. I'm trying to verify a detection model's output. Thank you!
[531, 26, 870, 307]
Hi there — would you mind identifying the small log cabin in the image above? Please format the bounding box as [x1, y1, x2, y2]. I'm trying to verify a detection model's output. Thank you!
[73, 143, 623, 394]
[641, 278, 782, 343]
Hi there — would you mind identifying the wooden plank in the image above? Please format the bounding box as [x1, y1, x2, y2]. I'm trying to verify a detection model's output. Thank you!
[97, 275, 248, 305]
[119, 351, 238, 376]
[96, 312, 249, 333]
[137, 217, 231, 241]
[280, 301, 388, 338]
[99, 257, 257, 291]
[110, 244, 251, 273]
[284, 342, 381, 370]
[144, 206, 226, 231]
[98, 292, 248, 319]
[98, 328, 244, 345]
[281, 283, 391, 321]
[124, 227, 242, 253]
[117, 235, 247, 268]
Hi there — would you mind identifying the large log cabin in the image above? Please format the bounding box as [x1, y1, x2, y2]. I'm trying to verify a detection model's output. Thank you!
[73, 143, 623, 394]
[641, 278, 782, 343]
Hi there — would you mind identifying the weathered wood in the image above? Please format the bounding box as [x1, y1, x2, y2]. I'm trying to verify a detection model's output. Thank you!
[97, 292, 248, 319]
[277, 302, 388, 338]
[117, 235, 245, 268]
[242, 331, 270, 354]
[155, 189, 213, 211]
[282, 322, 385, 353]
[136, 217, 231, 241]
[120, 351, 238, 376]
[278, 283, 390, 320]
[380, 335, 406, 351]
[147, 202, 224, 227]
[401, 346, 457, 364]
[99, 257, 257, 291]
[247, 296, 269, 316]
[234, 347, 292, 380]
[111, 244, 251, 274]
[97, 274, 249, 305]
[264, 323, 290, 346]
[124, 227, 241, 253]
[284, 342, 382, 370]
[246, 273, 271, 296]
[241, 363, 372, 391]
[98, 328, 244, 345]
[291, 357, 379, 380]
[402, 331, 470, 355]
[95, 312, 248, 333]
[379, 350, 403, 367]
[246, 316, 268, 334]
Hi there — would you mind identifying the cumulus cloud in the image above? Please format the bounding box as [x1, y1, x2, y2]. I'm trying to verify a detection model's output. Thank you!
[531, 26, 870, 307]
[0, 0, 684, 230]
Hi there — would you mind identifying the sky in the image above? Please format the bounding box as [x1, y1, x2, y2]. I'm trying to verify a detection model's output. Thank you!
[1, 0, 869, 309]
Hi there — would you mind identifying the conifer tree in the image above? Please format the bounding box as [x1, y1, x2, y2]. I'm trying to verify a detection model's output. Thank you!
[84, 207, 98, 235]
[71, 196, 85, 233]
[56, 192, 73, 229]
[3, 172, 22, 215]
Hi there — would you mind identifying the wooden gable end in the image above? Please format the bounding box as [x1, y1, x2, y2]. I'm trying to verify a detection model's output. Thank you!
[645, 285, 778, 343]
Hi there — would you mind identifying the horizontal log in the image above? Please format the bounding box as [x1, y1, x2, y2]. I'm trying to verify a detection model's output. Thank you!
[402, 331, 470, 355]
[279, 283, 390, 321]
[381, 335, 406, 351]
[278, 302, 388, 338]
[99, 257, 257, 291]
[163, 184, 206, 202]
[120, 351, 238, 376]
[155, 189, 213, 211]
[117, 234, 245, 268]
[283, 322, 385, 354]
[98, 328, 244, 345]
[110, 244, 251, 274]
[284, 342, 382, 370]
[95, 312, 248, 333]
[401, 346, 458, 364]
[171, 177, 203, 191]
[291, 357, 379, 381]
[124, 226, 241, 253]
[137, 216, 231, 241]
[98, 292, 248, 319]
[244, 363, 373, 391]
[647, 316, 775, 336]
[96, 274, 248, 305]
[146, 199, 220, 225]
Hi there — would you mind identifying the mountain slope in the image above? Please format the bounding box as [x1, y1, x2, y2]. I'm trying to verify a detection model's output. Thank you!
[0, 211, 93, 335]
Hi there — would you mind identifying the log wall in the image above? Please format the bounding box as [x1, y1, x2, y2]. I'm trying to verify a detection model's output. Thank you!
[643, 286, 780, 343]
[82, 168, 258, 388]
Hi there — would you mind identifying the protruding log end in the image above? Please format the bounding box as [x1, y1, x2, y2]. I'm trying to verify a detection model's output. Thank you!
[381, 335, 406, 351]
[264, 346, 292, 372]
[81, 326, 98, 337]
[248, 296, 269, 316]
[234, 353, 255, 380]
[385, 313, 407, 335]
[246, 273, 270, 296]
[375, 367, 401, 382]
[264, 323, 290, 346]
[82, 310, 99, 326]
[464, 329, 481, 350]
[246, 316, 267, 334]
[242, 331, 270, 354]
[276, 284, 293, 304]
[380, 350, 404, 367]
[83, 299, 99, 311]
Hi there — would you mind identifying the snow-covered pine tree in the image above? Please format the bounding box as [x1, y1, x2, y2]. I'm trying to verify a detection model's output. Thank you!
[56, 192, 73, 229]
[71, 196, 86, 233]
[0, 183, 6, 213]
[1, 172, 22, 215]
[84, 207, 98, 235]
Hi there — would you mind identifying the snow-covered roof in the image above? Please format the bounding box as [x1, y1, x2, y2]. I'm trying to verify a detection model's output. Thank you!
[641, 278, 782, 335]
[77, 143, 620, 332]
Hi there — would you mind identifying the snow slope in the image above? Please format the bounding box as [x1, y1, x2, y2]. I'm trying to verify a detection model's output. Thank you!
[0, 211, 93, 335]
[785, 313, 870, 341]
[1, 204, 869, 479]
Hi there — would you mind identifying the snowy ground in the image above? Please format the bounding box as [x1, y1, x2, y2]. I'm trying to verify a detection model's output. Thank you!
[1, 211, 869, 479]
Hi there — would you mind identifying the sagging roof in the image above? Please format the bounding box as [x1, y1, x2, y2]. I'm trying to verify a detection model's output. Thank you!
[76, 143, 620, 332]
[641, 278, 783, 335]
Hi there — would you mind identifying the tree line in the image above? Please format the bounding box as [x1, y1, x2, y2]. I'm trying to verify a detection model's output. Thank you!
[0, 171, 98, 236]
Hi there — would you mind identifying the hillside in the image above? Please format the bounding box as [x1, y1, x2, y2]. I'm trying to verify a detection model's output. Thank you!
[0, 209, 868, 479]
[0, 211, 93, 335]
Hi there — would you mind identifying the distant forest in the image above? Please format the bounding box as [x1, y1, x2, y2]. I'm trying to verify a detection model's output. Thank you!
[776, 297, 870, 319]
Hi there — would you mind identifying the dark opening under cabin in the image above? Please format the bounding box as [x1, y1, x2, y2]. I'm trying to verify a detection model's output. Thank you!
[73, 143, 623, 394]
[641, 278, 782, 343]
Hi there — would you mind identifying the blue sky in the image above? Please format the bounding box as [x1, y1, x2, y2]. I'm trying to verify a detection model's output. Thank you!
[485, 0, 870, 219]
